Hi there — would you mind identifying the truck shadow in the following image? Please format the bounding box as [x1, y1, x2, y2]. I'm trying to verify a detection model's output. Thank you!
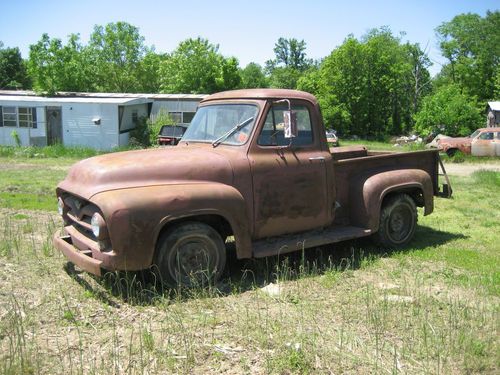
[223, 225, 466, 293]
[64, 225, 465, 305]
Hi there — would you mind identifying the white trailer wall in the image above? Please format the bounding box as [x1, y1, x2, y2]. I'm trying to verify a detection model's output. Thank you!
[62, 103, 119, 150]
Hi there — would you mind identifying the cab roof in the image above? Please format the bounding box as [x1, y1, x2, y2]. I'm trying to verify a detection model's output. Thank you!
[201, 89, 318, 105]
[477, 127, 500, 132]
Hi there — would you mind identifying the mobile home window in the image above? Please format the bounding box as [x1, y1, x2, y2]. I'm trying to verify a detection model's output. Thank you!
[168, 112, 182, 124]
[19, 107, 37, 128]
[0, 107, 3, 127]
[182, 111, 195, 124]
[132, 109, 138, 124]
[3, 107, 17, 127]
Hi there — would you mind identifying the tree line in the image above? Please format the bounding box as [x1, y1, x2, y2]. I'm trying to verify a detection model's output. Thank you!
[1, 11, 498, 137]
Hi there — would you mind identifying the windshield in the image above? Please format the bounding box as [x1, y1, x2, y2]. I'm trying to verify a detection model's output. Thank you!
[182, 104, 258, 145]
[469, 130, 481, 138]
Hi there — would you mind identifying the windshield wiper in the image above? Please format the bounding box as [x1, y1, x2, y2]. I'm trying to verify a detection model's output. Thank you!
[212, 117, 254, 148]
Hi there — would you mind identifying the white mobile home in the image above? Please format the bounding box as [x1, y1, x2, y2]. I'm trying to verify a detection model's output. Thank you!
[0, 92, 152, 150]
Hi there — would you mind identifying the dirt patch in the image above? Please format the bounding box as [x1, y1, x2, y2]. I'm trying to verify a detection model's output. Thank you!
[443, 162, 500, 176]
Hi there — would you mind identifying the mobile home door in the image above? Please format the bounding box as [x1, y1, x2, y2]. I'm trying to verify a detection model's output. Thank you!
[46, 107, 62, 145]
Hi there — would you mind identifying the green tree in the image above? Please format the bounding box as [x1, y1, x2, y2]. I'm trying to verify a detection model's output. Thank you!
[240, 63, 268, 88]
[0, 43, 30, 89]
[88, 22, 149, 92]
[268, 67, 303, 89]
[302, 28, 431, 137]
[266, 37, 312, 71]
[28, 33, 93, 93]
[414, 84, 482, 136]
[296, 66, 321, 93]
[136, 50, 164, 93]
[494, 66, 500, 98]
[266, 37, 313, 89]
[404, 42, 432, 116]
[436, 11, 500, 102]
[313, 36, 367, 135]
[159, 37, 240, 94]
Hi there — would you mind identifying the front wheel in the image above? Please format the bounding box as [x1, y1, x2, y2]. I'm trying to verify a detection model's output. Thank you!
[374, 194, 417, 248]
[154, 222, 226, 287]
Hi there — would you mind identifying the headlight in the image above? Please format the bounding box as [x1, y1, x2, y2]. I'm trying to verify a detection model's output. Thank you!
[57, 197, 64, 215]
[91, 213, 107, 239]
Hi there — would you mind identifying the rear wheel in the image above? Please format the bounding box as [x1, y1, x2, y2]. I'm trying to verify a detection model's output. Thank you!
[154, 222, 226, 287]
[446, 148, 458, 157]
[374, 194, 417, 248]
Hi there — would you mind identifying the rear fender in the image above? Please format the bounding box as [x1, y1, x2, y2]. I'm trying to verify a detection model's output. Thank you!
[349, 169, 434, 231]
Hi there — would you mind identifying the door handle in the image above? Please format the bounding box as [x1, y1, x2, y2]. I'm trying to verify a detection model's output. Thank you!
[308, 156, 325, 161]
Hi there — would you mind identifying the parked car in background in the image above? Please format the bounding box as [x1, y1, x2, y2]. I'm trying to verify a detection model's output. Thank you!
[158, 125, 188, 145]
[437, 127, 500, 156]
[326, 130, 339, 147]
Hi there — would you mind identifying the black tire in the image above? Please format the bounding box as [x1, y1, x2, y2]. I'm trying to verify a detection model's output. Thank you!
[154, 222, 226, 287]
[374, 194, 417, 248]
[446, 148, 458, 157]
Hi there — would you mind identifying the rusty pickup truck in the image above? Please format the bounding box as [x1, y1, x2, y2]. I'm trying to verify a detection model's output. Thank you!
[54, 89, 451, 286]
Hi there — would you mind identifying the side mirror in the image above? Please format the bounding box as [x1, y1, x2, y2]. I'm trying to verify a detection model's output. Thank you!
[283, 110, 298, 138]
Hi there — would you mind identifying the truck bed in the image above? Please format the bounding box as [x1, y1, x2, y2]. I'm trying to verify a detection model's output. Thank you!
[330, 145, 442, 226]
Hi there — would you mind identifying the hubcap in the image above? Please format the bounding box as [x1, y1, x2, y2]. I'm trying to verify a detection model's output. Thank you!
[388, 206, 412, 242]
[171, 236, 217, 284]
[177, 242, 210, 274]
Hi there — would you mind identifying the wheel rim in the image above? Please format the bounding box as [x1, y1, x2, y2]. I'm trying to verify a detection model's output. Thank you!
[387, 204, 414, 243]
[169, 234, 220, 285]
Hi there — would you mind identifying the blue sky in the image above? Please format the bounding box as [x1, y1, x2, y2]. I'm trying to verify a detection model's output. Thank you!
[1, 0, 498, 76]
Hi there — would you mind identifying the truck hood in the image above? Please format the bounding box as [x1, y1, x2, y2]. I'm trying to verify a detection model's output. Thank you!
[58, 147, 234, 199]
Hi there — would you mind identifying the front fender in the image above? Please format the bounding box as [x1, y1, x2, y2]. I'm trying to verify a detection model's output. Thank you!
[349, 169, 434, 231]
[91, 182, 251, 270]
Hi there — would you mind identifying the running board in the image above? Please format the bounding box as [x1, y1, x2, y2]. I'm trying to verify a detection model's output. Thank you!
[252, 226, 372, 258]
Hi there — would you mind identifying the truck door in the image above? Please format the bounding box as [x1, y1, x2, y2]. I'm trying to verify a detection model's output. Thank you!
[248, 102, 333, 239]
[494, 131, 500, 156]
[471, 131, 495, 156]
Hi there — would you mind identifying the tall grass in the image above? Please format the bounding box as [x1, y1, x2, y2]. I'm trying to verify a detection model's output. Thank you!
[0, 144, 145, 160]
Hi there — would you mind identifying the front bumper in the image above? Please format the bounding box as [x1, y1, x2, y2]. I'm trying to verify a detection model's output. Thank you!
[53, 224, 124, 276]
[53, 231, 103, 276]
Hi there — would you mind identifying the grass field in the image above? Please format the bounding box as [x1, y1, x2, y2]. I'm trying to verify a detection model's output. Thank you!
[0, 146, 499, 374]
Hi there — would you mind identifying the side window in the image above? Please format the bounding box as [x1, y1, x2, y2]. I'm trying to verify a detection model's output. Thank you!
[258, 104, 313, 146]
[479, 132, 494, 140]
[182, 112, 196, 124]
[19, 107, 37, 128]
[2, 107, 17, 127]
[168, 112, 182, 124]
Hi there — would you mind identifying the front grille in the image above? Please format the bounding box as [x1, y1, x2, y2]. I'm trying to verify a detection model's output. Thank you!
[63, 195, 99, 239]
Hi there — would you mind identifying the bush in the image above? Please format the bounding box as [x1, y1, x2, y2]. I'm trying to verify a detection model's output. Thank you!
[413, 84, 483, 137]
[10, 130, 21, 147]
[129, 110, 174, 147]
